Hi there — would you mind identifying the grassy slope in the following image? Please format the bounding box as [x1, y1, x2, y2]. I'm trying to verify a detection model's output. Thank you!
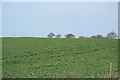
[2, 38, 118, 78]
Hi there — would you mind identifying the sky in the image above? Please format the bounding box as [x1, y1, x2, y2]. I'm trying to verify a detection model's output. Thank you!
[0, 2, 2, 37]
[1, 0, 119, 2]
[2, 2, 118, 38]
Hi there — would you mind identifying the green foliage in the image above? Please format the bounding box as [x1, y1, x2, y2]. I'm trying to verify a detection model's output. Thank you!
[2, 38, 118, 78]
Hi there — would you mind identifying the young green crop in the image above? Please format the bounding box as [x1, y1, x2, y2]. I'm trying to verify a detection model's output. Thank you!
[2, 38, 118, 78]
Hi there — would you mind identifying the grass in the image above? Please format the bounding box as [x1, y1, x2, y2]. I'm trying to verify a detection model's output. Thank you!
[0, 37, 2, 79]
[2, 37, 118, 78]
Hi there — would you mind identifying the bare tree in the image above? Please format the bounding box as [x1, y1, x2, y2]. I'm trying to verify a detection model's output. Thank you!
[65, 34, 75, 38]
[47, 33, 55, 38]
[106, 32, 117, 39]
[55, 34, 62, 38]
[78, 36, 86, 38]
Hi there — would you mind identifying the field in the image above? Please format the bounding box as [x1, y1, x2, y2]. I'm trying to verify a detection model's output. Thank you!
[2, 38, 118, 78]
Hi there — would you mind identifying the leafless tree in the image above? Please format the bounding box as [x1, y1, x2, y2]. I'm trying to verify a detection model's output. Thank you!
[65, 34, 75, 38]
[47, 33, 55, 38]
[55, 34, 62, 38]
[106, 32, 117, 39]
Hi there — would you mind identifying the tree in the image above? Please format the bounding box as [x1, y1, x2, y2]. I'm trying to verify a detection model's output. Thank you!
[118, 34, 120, 39]
[47, 33, 55, 38]
[90, 36, 96, 38]
[78, 36, 86, 38]
[96, 35, 103, 38]
[106, 32, 117, 39]
[65, 34, 75, 38]
[55, 34, 62, 38]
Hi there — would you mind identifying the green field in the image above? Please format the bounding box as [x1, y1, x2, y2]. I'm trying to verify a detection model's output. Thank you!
[2, 38, 118, 78]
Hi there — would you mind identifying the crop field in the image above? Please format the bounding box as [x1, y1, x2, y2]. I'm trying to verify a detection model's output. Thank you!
[2, 38, 118, 78]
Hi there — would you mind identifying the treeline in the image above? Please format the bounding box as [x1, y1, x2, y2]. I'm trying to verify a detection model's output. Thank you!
[47, 31, 117, 39]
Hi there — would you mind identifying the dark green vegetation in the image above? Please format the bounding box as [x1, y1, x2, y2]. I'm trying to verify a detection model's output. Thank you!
[2, 38, 118, 78]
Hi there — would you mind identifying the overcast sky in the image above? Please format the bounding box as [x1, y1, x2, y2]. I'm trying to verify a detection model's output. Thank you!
[2, 2, 118, 38]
